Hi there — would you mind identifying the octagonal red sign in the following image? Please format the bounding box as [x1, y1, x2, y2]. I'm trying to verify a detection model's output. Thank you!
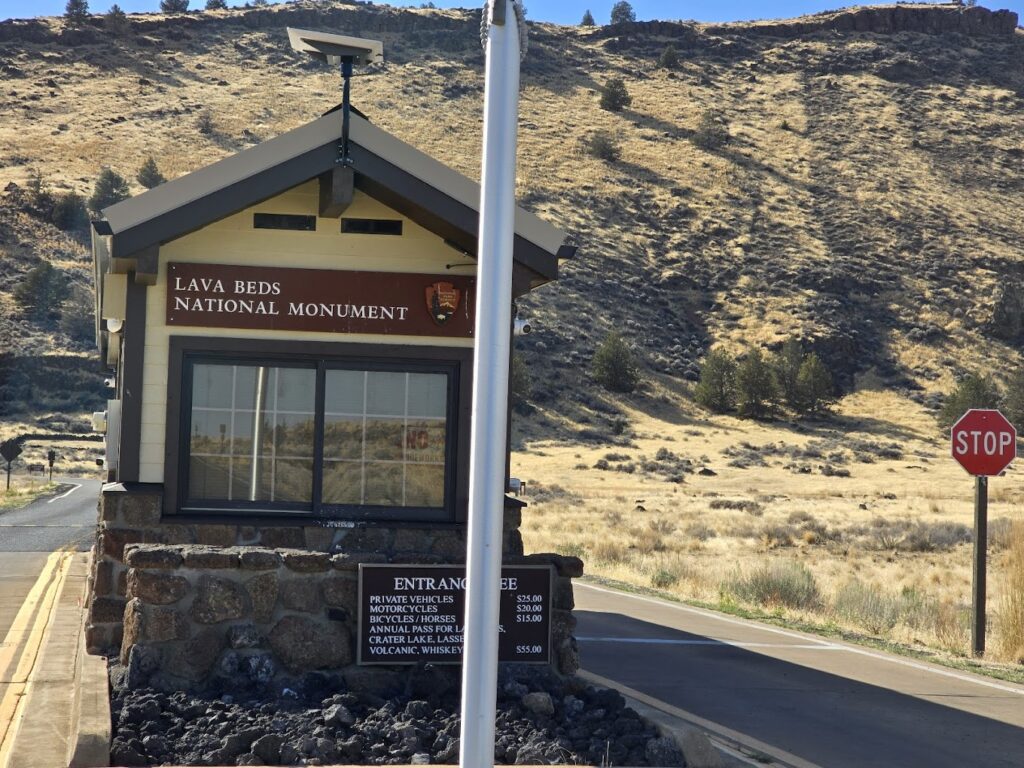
[950, 409, 1017, 477]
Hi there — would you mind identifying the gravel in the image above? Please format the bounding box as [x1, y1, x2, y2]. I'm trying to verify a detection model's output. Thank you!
[109, 665, 684, 766]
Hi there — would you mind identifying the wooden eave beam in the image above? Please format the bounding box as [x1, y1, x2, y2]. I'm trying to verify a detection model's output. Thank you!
[319, 165, 355, 218]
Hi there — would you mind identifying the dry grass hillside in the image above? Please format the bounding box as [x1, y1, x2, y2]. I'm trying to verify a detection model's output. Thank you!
[1, 1, 1024, 665]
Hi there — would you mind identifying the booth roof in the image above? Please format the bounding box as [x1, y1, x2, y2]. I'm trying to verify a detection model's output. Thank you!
[96, 109, 573, 283]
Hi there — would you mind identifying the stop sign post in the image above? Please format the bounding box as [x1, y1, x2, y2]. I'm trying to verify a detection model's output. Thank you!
[950, 409, 1017, 656]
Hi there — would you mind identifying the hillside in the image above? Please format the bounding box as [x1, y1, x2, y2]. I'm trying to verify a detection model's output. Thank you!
[3, 0, 1024, 661]
[0, 3, 1022, 442]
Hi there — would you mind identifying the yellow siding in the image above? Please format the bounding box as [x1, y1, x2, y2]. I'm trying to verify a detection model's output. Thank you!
[136, 182, 476, 483]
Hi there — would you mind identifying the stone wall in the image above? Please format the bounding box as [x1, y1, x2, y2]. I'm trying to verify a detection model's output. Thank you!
[86, 484, 527, 656]
[117, 543, 580, 692]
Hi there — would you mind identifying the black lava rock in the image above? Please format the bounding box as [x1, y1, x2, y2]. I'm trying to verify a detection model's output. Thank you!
[108, 665, 682, 766]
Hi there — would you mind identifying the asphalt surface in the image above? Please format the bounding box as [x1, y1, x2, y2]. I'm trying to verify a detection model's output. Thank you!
[0, 477, 99, 554]
[575, 582, 1024, 768]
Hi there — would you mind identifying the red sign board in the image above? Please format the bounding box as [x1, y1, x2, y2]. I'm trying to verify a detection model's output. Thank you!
[166, 263, 475, 338]
[951, 409, 1017, 477]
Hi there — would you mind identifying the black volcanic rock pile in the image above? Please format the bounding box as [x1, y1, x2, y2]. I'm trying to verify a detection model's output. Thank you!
[109, 666, 684, 767]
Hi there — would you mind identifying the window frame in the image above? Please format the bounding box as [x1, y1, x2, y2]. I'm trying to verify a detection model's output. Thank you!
[165, 336, 470, 524]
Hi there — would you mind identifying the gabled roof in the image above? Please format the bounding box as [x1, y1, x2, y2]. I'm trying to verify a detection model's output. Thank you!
[97, 109, 574, 284]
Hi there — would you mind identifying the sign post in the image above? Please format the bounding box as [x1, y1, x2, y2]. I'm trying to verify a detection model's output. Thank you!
[950, 408, 1016, 656]
[47, 449, 56, 482]
[0, 439, 22, 492]
[460, 2, 525, 767]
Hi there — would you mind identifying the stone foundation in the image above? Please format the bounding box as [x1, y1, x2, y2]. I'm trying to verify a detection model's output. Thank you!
[117, 543, 580, 691]
[87, 484, 581, 688]
[86, 484, 529, 654]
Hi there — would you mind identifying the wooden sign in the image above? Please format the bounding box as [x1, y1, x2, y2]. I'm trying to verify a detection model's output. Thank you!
[166, 263, 475, 338]
[357, 564, 552, 665]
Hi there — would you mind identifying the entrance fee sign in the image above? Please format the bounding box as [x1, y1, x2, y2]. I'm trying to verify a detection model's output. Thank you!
[951, 409, 1017, 477]
[357, 564, 552, 665]
[166, 263, 475, 338]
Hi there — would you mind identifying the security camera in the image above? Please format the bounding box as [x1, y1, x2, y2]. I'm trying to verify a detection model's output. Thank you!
[514, 318, 532, 336]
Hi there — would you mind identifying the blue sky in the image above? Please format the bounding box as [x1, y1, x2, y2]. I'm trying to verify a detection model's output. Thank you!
[4, 1, 1023, 25]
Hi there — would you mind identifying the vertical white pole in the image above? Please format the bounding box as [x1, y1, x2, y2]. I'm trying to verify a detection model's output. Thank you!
[459, 1, 521, 767]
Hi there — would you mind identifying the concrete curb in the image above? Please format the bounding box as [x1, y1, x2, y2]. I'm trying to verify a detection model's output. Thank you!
[578, 670, 822, 768]
[69, 551, 111, 768]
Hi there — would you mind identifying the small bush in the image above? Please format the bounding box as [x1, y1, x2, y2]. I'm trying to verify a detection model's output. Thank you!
[50, 191, 88, 231]
[833, 582, 932, 635]
[1001, 368, 1024, 433]
[932, 600, 970, 654]
[727, 561, 819, 610]
[996, 521, 1024, 662]
[609, 0, 635, 24]
[160, 0, 189, 12]
[691, 110, 730, 150]
[592, 332, 640, 393]
[206, 0, 228, 8]
[651, 568, 680, 589]
[14, 262, 69, 321]
[593, 540, 628, 563]
[685, 522, 716, 541]
[633, 526, 668, 554]
[649, 517, 677, 535]
[772, 338, 804, 409]
[581, 131, 621, 162]
[136, 156, 166, 189]
[60, 284, 95, 343]
[197, 110, 215, 135]
[580, 9, 595, 26]
[528, 483, 581, 504]
[990, 517, 1015, 551]
[88, 168, 129, 213]
[599, 78, 632, 112]
[556, 542, 586, 559]
[760, 524, 796, 548]
[694, 348, 736, 413]
[736, 349, 778, 419]
[709, 498, 763, 516]
[796, 353, 836, 414]
[65, 0, 90, 25]
[658, 44, 679, 69]
[938, 373, 1001, 430]
[901, 521, 972, 552]
[834, 581, 903, 633]
[105, 4, 130, 34]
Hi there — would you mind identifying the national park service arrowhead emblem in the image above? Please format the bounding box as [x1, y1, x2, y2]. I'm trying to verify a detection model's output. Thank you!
[426, 281, 461, 326]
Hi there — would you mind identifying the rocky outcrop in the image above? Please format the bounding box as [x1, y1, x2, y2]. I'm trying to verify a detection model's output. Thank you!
[599, 4, 1018, 39]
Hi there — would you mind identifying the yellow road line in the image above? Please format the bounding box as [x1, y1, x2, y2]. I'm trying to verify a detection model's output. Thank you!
[0, 552, 62, 684]
[0, 550, 74, 766]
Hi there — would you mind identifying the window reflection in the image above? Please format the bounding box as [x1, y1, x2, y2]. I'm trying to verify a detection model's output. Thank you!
[186, 362, 449, 511]
[322, 369, 448, 508]
[188, 364, 315, 505]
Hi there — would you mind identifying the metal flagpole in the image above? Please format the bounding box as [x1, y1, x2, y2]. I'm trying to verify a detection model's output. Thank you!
[459, 1, 523, 767]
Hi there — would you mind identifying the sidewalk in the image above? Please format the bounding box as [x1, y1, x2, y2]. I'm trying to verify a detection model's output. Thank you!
[0, 551, 109, 768]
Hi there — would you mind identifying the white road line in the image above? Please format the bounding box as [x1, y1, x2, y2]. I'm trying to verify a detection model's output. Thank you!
[46, 484, 80, 503]
[578, 636, 844, 650]
[577, 581, 1024, 696]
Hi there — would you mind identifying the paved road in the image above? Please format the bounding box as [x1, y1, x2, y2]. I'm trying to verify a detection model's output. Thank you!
[576, 582, 1024, 768]
[0, 477, 98, 554]
[0, 478, 98, 639]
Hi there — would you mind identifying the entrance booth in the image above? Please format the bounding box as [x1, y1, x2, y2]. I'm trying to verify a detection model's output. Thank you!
[87, 103, 580, 687]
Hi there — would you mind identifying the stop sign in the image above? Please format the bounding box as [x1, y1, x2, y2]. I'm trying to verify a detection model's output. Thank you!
[951, 409, 1017, 476]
